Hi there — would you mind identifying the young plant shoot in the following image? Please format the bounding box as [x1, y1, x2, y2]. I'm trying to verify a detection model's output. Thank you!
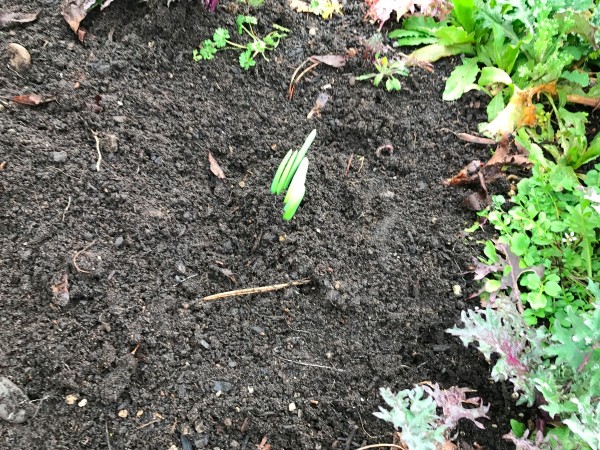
[271, 129, 317, 221]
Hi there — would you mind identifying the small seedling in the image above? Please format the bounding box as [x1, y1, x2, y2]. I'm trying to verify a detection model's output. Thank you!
[193, 15, 290, 70]
[355, 54, 409, 91]
[271, 129, 317, 221]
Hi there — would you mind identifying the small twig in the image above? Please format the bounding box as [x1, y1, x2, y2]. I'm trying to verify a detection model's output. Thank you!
[356, 445, 405, 450]
[136, 419, 161, 430]
[344, 426, 358, 450]
[288, 59, 320, 99]
[106, 421, 112, 450]
[92, 131, 102, 172]
[72, 240, 96, 274]
[277, 356, 345, 372]
[203, 278, 310, 301]
[62, 195, 72, 222]
[344, 153, 354, 177]
[172, 273, 199, 288]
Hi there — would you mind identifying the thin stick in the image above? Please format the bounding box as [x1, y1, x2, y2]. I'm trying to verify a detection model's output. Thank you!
[92, 131, 102, 172]
[344, 153, 354, 177]
[277, 356, 345, 372]
[106, 421, 112, 450]
[135, 419, 161, 430]
[72, 240, 96, 274]
[356, 445, 405, 450]
[203, 278, 310, 301]
[172, 273, 199, 288]
[62, 195, 71, 222]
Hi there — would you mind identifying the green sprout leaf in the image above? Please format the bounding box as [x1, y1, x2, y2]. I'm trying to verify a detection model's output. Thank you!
[197, 39, 218, 60]
[239, 50, 256, 70]
[213, 28, 230, 48]
[271, 149, 294, 194]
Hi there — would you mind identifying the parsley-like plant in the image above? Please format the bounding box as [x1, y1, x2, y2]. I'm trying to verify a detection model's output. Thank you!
[193, 15, 290, 70]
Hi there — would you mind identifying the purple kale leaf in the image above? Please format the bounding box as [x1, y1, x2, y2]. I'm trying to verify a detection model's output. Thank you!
[422, 382, 490, 429]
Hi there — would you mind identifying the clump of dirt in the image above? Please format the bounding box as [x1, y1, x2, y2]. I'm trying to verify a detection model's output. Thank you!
[1, 0, 516, 448]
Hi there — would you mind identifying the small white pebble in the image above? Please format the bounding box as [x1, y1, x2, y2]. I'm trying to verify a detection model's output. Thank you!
[78, 399, 87, 407]
[288, 402, 296, 412]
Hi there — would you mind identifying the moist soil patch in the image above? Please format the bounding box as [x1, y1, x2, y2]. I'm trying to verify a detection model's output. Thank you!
[1, 1, 517, 448]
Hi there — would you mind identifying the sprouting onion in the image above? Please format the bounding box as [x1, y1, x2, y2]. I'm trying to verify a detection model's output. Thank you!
[270, 149, 293, 194]
[271, 129, 316, 221]
[282, 158, 308, 221]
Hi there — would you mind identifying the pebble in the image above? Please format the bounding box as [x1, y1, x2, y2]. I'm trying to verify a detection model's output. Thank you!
[52, 151, 68, 163]
[212, 380, 233, 393]
[0, 377, 30, 423]
[114, 236, 124, 247]
[288, 402, 296, 412]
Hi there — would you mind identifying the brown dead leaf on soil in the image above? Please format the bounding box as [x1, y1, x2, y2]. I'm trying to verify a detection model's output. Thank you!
[444, 134, 531, 211]
[61, 0, 115, 42]
[444, 134, 531, 187]
[309, 54, 347, 68]
[11, 94, 57, 106]
[257, 436, 271, 450]
[208, 152, 226, 179]
[307, 92, 330, 119]
[51, 273, 70, 306]
[0, 10, 40, 29]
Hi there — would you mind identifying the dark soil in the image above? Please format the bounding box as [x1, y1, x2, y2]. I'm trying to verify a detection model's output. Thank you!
[1, 1, 517, 448]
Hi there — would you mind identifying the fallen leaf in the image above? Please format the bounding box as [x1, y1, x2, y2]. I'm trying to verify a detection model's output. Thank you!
[0, 10, 40, 29]
[61, 0, 114, 41]
[444, 134, 531, 189]
[365, 0, 451, 29]
[289, 0, 310, 13]
[257, 436, 272, 450]
[208, 152, 225, 179]
[51, 273, 70, 306]
[11, 94, 56, 106]
[309, 54, 347, 68]
[307, 92, 330, 119]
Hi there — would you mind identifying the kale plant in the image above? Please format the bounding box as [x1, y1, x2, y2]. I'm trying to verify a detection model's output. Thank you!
[448, 286, 600, 449]
[374, 383, 489, 449]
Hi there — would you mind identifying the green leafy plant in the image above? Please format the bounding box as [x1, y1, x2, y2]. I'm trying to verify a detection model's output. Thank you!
[475, 160, 600, 324]
[193, 16, 290, 70]
[374, 383, 489, 449]
[355, 54, 409, 91]
[271, 129, 316, 221]
[389, 0, 600, 137]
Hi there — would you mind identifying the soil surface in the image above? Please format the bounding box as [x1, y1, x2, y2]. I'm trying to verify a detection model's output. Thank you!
[1, 1, 517, 448]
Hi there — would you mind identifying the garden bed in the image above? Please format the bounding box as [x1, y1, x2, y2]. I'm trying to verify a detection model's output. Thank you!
[0, 1, 517, 448]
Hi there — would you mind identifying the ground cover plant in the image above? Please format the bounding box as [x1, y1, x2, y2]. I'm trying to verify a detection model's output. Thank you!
[1, 0, 599, 449]
[193, 14, 289, 69]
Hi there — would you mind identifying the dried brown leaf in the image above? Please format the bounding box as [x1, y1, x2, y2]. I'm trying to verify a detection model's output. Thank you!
[208, 152, 225, 179]
[51, 273, 70, 306]
[288, 0, 310, 13]
[11, 94, 56, 106]
[61, 0, 113, 41]
[309, 54, 347, 68]
[0, 10, 40, 29]
[307, 92, 330, 119]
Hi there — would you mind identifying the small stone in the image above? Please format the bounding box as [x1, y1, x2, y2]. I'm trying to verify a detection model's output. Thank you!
[65, 394, 78, 405]
[114, 236, 124, 247]
[250, 326, 265, 335]
[78, 399, 88, 407]
[309, 27, 316, 35]
[452, 285, 462, 296]
[118, 409, 128, 418]
[238, 180, 245, 188]
[199, 339, 210, 350]
[247, 386, 254, 394]
[52, 151, 68, 163]
[176, 261, 186, 274]
[213, 380, 233, 393]
[7, 43, 31, 73]
[288, 402, 296, 412]
[0, 377, 30, 423]
[223, 418, 232, 427]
